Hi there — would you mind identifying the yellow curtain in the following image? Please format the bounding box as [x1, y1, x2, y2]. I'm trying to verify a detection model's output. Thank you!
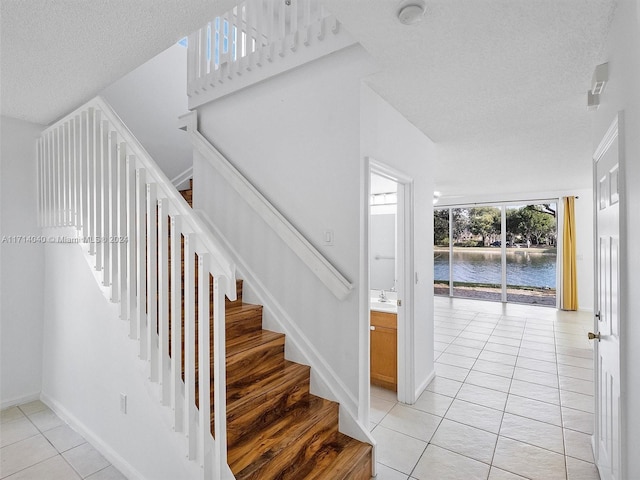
[562, 196, 578, 310]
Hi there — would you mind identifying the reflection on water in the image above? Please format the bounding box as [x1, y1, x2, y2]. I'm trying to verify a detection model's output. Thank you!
[434, 250, 556, 289]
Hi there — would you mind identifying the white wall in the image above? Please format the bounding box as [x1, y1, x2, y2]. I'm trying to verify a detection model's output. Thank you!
[370, 213, 396, 290]
[195, 44, 378, 421]
[360, 85, 437, 400]
[41, 240, 200, 480]
[101, 44, 191, 183]
[0, 116, 45, 408]
[591, 0, 640, 476]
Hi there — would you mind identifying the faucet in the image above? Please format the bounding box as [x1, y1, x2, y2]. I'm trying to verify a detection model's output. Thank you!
[379, 289, 388, 302]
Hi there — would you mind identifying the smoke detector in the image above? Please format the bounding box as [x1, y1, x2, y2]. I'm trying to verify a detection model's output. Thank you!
[398, 2, 426, 25]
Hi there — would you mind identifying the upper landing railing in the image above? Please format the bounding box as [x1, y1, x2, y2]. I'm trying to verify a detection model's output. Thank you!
[187, 0, 354, 107]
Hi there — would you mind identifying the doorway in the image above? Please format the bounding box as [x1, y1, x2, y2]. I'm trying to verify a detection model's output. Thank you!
[367, 158, 415, 406]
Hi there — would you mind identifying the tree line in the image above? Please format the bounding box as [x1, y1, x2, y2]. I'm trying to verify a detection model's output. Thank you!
[434, 205, 557, 247]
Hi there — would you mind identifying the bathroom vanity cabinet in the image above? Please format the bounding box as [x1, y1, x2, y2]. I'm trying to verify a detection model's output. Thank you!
[370, 310, 397, 392]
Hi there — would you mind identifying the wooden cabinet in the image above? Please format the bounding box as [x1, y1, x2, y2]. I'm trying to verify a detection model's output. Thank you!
[370, 311, 397, 392]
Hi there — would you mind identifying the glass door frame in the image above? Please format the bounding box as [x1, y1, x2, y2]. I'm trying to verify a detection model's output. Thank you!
[436, 198, 561, 307]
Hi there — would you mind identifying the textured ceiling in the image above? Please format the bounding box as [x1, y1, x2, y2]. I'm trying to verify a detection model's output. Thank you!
[1, 0, 616, 198]
[0, 0, 237, 125]
[325, 0, 616, 198]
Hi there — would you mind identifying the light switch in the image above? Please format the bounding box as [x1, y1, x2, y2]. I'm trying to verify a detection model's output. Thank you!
[323, 230, 334, 246]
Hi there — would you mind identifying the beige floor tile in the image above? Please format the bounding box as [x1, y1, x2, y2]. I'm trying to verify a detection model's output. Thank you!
[0, 407, 25, 425]
[86, 465, 129, 480]
[437, 353, 477, 369]
[435, 363, 470, 382]
[62, 443, 110, 478]
[562, 406, 594, 434]
[478, 351, 517, 366]
[0, 417, 39, 448]
[28, 409, 65, 433]
[425, 377, 463, 398]
[17, 400, 48, 416]
[0, 434, 58, 477]
[472, 360, 514, 379]
[559, 376, 594, 396]
[465, 370, 512, 393]
[412, 444, 490, 480]
[515, 356, 558, 374]
[513, 367, 558, 388]
[444, 344, 482, 359]
[452, 337, 487, 349]
[43, 424, 86, 453]
[431, 419, 497, 464]
[488, 467, 528, 479]
[560, 390, 594, 413]
[517, 347, 557, 363]
[499, 413, 564, 454]
[483, 342, 519, 356]
[564, 429, 595, 462]
[457, 384, 508, 411]
[509, 379, 560, 405]
[505, 394, 562, 426]
[556, 354, 593, 369]
[380, 404, 441, 442]
[371, 425, 427, 475]
[566, 456, 600, 480]
[372, 385, 399, 402]
[445, 399, 503, 434]
[3, 454, 82, 480]
[410, 391, 454, 417]
[492, 436, 566, 480]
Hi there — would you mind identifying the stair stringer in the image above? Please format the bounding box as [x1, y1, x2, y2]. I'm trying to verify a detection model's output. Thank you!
[197, 211, 376, 452]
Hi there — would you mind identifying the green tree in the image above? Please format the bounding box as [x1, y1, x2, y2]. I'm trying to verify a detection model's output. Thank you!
[434, 209, 449, 245]
[469, 207, 501, 246]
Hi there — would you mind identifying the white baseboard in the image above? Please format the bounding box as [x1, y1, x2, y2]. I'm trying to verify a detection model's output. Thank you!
[1, 392, 41, 410]
[415, 369, 436, 401]
[41, 393, 146, 480]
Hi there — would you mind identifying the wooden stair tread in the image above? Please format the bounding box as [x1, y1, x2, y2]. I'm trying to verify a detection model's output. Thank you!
[226, 329, 284, 357]
[301, 433, 373, 480]
[228, 394, 339, 478]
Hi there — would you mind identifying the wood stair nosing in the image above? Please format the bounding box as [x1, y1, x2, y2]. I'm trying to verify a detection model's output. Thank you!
[300, 433, 373, 480]
[228, 395, 339, 478]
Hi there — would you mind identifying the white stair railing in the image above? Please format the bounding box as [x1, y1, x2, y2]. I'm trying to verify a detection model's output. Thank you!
[187, 0, 348, 104]
[37, 96, 236, 480]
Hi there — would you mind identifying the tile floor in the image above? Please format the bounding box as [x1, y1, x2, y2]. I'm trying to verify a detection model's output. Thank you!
[0, 400, 127, 479]
[371, 296, 600, 480]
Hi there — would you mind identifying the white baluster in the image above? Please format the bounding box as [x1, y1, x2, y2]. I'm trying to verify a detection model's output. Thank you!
[117, 142, 127, 316]
[212, 275, 228, 478]
[126, 155, 137, 337]
[183, 233, 197, 460]
[197, 252, 212, 475]
[74, 115, 82, 229]
[101, 120, 110, 285]
[69, 118, 76, 226]
[136, 168, 148, 358]
[199, 25, 208, 90]
[49, 131, 55, 227]
[57, 127, 63, 226]
[187, 31, 199, 96]
[158, 198, 170, 405]
[170, 215, 183, 432]
[61, 123, 68, 226]
[146, 183, 158, 381]
[109, 131, 118, 300]
[94, 111, 103, 269]
[86, 110, 95, 252]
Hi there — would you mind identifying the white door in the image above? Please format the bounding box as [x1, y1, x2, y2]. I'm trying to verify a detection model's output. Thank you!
[592, 115, 622, 480]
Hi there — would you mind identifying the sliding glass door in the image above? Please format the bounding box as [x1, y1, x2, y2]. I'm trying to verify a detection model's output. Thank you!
[434, 202, 557, 306]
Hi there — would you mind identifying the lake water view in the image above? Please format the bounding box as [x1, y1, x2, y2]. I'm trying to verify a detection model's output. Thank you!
[434, 249, 557, 289]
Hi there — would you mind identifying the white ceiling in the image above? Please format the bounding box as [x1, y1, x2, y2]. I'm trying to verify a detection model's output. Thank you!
[1, 0, 616, 199]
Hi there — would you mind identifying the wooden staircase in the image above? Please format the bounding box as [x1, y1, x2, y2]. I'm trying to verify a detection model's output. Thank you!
[177, 183, 372, 480]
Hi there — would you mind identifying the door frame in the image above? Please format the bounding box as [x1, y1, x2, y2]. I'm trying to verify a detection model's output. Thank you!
[364, 157, 415, 405]
[592, 111, 625, 479]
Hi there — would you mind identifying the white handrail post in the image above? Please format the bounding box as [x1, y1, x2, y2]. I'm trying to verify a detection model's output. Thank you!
[170, 215, 184, 432]
[212, 274, 228, 478]
[197, 252, 212, 477]
[184, 233, 197, 460]
[158, 197, 170, 405]
[147, 183, 159, 381]
[136, 168, 148, 358]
